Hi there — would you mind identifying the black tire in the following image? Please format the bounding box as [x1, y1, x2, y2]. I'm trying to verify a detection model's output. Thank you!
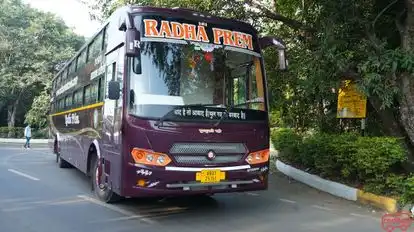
[91, 156, 121, 203]
[57, 153, 71, 168]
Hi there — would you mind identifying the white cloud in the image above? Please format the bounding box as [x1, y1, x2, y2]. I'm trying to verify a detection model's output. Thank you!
[23, 0, 101, 38]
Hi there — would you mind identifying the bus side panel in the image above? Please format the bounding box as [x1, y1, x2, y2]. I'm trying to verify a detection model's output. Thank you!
[101, 47, 125, 195]
[78, 106, 104, 174]
[100, 9, 128, 196]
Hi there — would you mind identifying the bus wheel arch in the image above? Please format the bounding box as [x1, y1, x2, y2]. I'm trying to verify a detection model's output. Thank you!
[87, 140, 101, 176]
[88, 141, 121, 203]
[87, 144, 98, 177]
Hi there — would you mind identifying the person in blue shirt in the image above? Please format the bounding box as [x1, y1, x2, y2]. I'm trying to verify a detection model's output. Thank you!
[24, 125, 31, 149]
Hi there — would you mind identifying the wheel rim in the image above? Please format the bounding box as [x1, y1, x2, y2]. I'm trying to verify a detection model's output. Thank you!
[95, 163, 106, 191]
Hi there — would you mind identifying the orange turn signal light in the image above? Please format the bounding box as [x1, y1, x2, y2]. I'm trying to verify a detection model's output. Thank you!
[131, 148, 172, 166]
[245, 149, 270, 165]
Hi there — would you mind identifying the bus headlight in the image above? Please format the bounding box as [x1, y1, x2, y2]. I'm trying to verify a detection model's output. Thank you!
[245, 149, 269, 165]
[131, 148, 172, 166]
[157, 156, 165, 165]
[146, 154, 154, 162]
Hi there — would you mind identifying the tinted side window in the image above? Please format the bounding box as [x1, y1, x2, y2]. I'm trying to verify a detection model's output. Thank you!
[88, 32, 103, 61]
[77, 49, 87, 69]
[73, 89, 83, 107]
[68, 62, 76, 77]
[59, 98, 65, 110]
[84, 81, 99, 105]
[84, 85, 92, 105]
[99, 77, 104, 101]
[65, 95, 72, 109]
[103, 26, 108, 51]
[62, 69, 68, 83]
[91, 81, 99, 103]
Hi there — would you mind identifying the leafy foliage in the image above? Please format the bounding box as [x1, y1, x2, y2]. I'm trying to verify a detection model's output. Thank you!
[25, 89, 51, 128]
[0, 127, 47, 138]
[0, 0, 84, 129]
[272, 129, 407, 196]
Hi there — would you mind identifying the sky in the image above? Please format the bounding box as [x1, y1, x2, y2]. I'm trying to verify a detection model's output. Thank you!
[23, 0, 101, 38]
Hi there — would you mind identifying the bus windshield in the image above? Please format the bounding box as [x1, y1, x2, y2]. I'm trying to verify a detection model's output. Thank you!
[128, 15, 266, 122]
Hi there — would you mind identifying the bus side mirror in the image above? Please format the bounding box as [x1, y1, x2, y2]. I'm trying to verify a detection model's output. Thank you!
[108, 80, 120, 100]
[259, 36, 288, 71]
[125, 28, 141, 57]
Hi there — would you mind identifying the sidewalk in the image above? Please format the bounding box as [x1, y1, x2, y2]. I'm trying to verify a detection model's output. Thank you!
[0, 138, 48, 144]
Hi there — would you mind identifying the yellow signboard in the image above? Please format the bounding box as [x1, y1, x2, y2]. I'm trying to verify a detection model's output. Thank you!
[337, 80, 367, 118]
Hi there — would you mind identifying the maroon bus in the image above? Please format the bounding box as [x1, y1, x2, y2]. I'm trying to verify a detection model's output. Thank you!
[49, 5, 287, 203]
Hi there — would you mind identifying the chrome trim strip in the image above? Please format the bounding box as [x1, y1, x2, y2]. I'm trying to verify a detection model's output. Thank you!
[166, 180, 254, 188]
[165, 165, 251, 172]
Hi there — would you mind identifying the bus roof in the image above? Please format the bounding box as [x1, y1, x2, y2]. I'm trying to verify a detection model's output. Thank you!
[130, 6, 258, 33]
[52, 5, 258, 82]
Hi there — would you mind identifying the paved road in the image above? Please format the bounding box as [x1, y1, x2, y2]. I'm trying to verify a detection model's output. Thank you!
[0, 145, 390, 232]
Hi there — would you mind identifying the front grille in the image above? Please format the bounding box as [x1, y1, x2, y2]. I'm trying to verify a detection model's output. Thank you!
[169, 143, 247, 166]
[170, 143, 246, 154]
[174, 154, 243, 165]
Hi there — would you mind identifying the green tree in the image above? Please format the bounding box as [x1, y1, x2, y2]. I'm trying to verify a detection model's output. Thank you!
[0, 0, 84, 135]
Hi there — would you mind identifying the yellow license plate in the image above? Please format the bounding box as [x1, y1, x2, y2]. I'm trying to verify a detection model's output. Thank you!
[196, 169, 225, 183]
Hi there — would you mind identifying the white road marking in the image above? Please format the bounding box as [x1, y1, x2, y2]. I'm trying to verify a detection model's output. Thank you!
[1, 197, 88, 212]
[0, 197, 35, 203]
[246, 192, 259, 196]
[49, 198, 88, 205]
[307, 217, 355, 228]
[14, 161, 51, 165]
[350, 213, 381, 222]
[8, 169, 39, 181]
[77, 195, 155, 224]
[350, 213, 367, 217]
[312, 205, 333, 211]
[2, 206, 34, 212]
[279, 198, 296, 204]
[89, 209, 186, 223]
[9, 196, 80, 206]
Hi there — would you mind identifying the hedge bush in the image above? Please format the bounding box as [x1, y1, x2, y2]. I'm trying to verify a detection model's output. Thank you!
[0, 127, 48, 139]
[271, 128, 409, 199]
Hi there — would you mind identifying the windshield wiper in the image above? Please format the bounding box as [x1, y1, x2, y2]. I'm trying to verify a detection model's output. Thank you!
[213, 99, 264, 127]
[155, 103, 224, 127]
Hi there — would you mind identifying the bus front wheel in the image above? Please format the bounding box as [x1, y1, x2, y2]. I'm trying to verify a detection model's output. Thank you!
[91, 156, 120, 203]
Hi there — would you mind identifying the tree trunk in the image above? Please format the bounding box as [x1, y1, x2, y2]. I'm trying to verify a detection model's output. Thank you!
[0, 100, 6, 115]
[7, 98, 19, 138]
[394, 0, 414, 170]
[369, 96, 414, 170]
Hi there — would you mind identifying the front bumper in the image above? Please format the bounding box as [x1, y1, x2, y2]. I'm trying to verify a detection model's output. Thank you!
[121, 163, 269, 197]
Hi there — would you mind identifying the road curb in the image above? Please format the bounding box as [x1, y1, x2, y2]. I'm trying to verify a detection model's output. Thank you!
[357, 190, 398, 213]
[275, 159, 398, 213]
[0, 138, 48, 144]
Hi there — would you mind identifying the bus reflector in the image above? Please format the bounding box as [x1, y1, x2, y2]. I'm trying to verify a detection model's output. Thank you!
[131, 148, 172, 166]
[245, 149, 269, 165]
[137, 179, 146, 187]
